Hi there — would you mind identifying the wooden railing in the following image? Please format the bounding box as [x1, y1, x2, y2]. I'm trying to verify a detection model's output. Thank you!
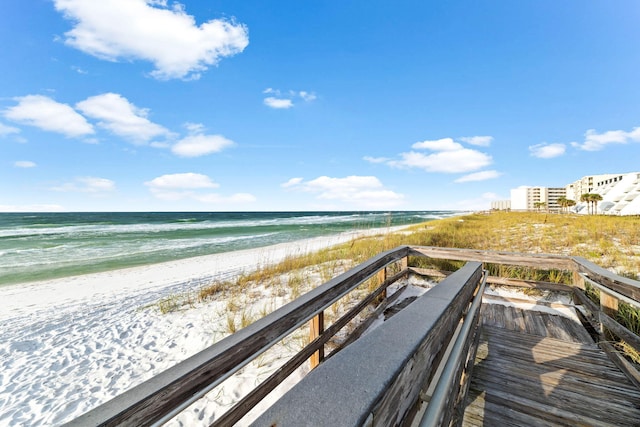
[65, 246, 413, 427]
[65, 246, 640, 426]
[254, 261, 485, 427]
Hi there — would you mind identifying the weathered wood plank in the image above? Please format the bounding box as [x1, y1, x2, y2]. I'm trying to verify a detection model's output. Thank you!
[464, 394, 552, 427]
[481, 302, 594, 344]
[597, 339, 640, 391]
[573, 256, 640, 302]
[464, 326, 640, 427]
[475, 385, 631, 427]
[336, 284, 408, 350]
[308, 311, 324, 369]
[409, 246, 574, 270]
[573, 288, 640, 353]
[409, 268, 575, 295]
[474, 362, 640, 404]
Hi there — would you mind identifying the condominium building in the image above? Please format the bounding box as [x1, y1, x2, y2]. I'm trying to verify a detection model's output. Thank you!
[490, 200, 511, 211]
[574, 172, 640, 215]
[510, 186, 566, 212]
[506, 172, 640, 216]
[565, 174, 622, 203]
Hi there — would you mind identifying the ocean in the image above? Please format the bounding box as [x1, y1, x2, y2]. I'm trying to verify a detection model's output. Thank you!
[0, 211, 459, 286]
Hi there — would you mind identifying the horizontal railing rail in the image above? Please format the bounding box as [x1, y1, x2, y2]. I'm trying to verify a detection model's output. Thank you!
[65, 245, 640, 426]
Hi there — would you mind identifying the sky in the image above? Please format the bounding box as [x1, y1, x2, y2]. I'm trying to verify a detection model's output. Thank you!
[1, 1, 639, 212]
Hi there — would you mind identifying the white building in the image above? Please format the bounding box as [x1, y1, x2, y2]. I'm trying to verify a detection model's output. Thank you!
[506, 172, 640, 216]
[565, 174, 621, 203]
[491, 200, 511, 211]
[573, 172, 640, 215]
[509, 186, 566, 212]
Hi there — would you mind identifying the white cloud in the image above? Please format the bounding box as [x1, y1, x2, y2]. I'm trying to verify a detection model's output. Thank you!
[145, 172, 254, 204]
[14, 161, 36, 168]
[390, 149, 492, 173]
[459, 136, 493, 147]
[145, 173, 219, 190]
[454, 170, 502, 183]
[282, 175, 404, 208]
[299, 91, 317, 102]
[264, 97, 294, 109]
[281, 177, 304, 188]
[71, 65, 88, 74]
[172, 133, 234, 157]
[76, 93, 169, 144]
[52, 177, 115, 193]
[4, 95, 94, 137]
[529, 143, 566, 158]
[184, 122, 205, 134]
[0, 122, 21, 137]
[412, 138, 462, 151]
[571, 127, 640, 151]
[363, 156, 390, 164]
[263, 88, 316, 109]
[381, 136, 493, 173]
[54, 0, 249, 80]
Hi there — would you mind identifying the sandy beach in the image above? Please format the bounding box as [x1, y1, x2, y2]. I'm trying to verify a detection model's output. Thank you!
[0, 222, 582, 426]
[0, 229, 398, 426]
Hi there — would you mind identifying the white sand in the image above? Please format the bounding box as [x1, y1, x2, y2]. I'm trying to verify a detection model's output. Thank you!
[0, 229, 401, 426]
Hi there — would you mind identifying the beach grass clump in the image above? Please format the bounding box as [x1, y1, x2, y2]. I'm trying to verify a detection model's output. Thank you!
[618, 302, 640, 336]
[197, 280, 227, 301]
[157, 292, 196, 314]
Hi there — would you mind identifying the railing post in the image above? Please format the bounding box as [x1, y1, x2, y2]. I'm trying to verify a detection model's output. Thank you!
[572, 270, 585, 290]
[377, 267, 387, 300]
[309, 311, 324, 369]
[600, 291, 619, 338]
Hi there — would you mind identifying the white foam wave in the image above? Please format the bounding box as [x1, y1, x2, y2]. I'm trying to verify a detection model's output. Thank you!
[0, 214, 373, 238]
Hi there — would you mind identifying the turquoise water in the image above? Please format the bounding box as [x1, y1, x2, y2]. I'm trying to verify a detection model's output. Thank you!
[0, 211, 459, 285]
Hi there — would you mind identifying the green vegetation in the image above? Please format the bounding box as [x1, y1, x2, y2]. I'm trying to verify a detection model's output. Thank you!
[157, 211, 640, 361]
[556, 196, 576, 214]
[166, 211, 640, 310]
[580, 193, 604, 215]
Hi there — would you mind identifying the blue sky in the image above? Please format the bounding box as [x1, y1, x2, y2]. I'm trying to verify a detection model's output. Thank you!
[1, 1, 639, 212]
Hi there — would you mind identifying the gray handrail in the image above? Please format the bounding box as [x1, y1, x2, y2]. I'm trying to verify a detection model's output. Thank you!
[419, 271, 487, 427]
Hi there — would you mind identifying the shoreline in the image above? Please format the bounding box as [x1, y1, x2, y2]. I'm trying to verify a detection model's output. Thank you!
[0, 225, 409, 425]
[0, 226, 407, 321]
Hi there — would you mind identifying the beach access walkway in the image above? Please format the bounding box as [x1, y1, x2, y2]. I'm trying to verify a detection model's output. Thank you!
[65, 246, 640, 427]
[463, 304, 640, 426]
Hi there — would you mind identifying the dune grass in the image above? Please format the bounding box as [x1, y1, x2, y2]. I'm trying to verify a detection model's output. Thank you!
[191, 211, 640, 310]
[162, 211, 640, 360]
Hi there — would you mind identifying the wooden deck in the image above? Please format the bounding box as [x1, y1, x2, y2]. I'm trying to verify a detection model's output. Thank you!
[463, 304, 640, 426]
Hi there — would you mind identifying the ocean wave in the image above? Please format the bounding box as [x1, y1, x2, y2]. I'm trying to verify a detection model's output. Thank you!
[0, 233, 278, 270]
[0, 213, 393, 239]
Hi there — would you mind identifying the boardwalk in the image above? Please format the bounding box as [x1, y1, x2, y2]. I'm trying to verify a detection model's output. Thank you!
[463, 304, 640, 426]
[65, 247, 640, 427]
